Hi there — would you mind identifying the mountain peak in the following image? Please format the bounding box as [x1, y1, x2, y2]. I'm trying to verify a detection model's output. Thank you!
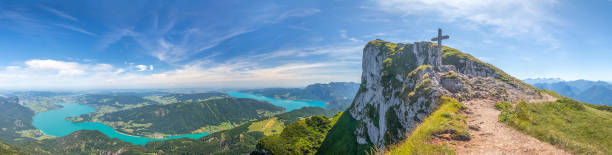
[347, 40, 552, 148]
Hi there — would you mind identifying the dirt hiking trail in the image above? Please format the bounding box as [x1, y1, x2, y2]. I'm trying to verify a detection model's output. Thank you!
[455, 99, 570, 155]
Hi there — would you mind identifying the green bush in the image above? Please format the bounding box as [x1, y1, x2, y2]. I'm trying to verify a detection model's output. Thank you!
[494, 102, 512, 110]
[441, 112, 452, 118]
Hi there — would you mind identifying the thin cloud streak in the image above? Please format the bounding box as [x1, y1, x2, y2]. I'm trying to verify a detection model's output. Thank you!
[39, 5, 78, 22]
[55, 24, 97, 36]
[371, 0, 562, 48]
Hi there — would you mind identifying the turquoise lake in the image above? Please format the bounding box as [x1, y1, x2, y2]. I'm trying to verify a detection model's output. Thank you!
[32, 93, 324, 145]
[32, 103, 210, 145]
[227, 92, 327, 111]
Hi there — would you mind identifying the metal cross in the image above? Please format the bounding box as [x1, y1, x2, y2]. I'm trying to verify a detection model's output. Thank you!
[431, 28, 449, 55]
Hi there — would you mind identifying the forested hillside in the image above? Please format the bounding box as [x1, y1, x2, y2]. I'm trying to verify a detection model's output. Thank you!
[17, 130, 146, 154]
[90, 98, 285, 136]
[0, 96, 36, 143]
[144, 107, 335, 154]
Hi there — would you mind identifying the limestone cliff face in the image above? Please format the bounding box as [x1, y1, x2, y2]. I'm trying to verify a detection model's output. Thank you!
[348, 40, 550, 148]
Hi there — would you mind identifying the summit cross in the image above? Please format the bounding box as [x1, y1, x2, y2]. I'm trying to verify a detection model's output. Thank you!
[431, 28, 449, 55]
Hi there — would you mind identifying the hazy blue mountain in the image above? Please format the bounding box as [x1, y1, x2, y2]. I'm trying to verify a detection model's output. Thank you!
[77, 94, 159, 107]
[575, 85, 612, 106]
[533, 82, 578, 97]
[523, 78, 564, 85]
[240, 82, 360, 111]
[529, 79, 612, 106]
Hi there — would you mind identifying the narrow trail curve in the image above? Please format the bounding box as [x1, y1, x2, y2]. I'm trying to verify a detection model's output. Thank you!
[455, 99, 571, 155]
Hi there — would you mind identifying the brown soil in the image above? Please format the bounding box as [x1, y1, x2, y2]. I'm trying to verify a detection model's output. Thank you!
[455, 99, 571, 155]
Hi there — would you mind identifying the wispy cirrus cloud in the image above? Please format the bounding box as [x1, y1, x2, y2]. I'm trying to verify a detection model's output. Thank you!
[370, 0, 562, 48]
[147, 28, 254, 63]
[97, 6, 321, 64]
[274, 8, 320, 22]
[55, 24, 97, 36]
[39, 5, 78, 22]
[0, 6, 95, 37]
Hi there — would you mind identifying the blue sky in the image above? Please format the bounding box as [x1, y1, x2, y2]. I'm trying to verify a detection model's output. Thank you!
[0, 0, 611, 89]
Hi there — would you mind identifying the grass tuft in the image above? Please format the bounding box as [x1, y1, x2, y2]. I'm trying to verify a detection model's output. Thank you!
[494, 102, 512, 110]
[385, 97, 468, 155]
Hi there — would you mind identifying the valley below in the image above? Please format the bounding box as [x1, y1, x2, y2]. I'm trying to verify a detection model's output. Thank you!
[33, 102, 211, 145]
[31, 92, 329, 145]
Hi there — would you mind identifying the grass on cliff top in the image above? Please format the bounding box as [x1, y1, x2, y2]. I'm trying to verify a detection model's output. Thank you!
[440, 45, 539, 91]
[499, 98, 612, 154]
[385, 97, 469, 155]
[368, 39, 537, 92]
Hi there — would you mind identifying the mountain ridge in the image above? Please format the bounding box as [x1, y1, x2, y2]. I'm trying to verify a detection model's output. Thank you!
[532, 79, 612, 106]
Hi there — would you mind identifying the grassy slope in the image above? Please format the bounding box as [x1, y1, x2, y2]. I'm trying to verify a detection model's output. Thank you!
[499, 98, 612, 154]
[385, 97, 468, 155]
[256, 114, 339, 155]
[316, 111, 372, 155]
[248, 117, 285, 136]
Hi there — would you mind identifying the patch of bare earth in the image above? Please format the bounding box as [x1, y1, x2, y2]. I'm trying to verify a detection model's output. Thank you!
[455, 99, 570, 155]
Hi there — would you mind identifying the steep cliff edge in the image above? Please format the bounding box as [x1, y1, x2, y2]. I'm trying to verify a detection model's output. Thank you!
[340, 39, 552, 150]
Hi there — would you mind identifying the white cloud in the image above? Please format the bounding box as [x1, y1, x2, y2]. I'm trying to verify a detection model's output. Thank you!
[5, 66, 20, 70]
[371, 0, 561, 48]
[25, 59, 86, 76]
[135, 65, 148, 71]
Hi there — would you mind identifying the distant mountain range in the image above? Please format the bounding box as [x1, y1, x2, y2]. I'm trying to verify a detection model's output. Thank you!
[525, 79, 612, 106]
[240, 82, 360, 111]
[523, 78, 565, 84]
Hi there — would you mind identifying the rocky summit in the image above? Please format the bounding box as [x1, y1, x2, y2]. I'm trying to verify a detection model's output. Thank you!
[348, 39, 553, 148]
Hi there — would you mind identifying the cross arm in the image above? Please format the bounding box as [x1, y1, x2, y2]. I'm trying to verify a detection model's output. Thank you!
[431, 35, 450, 41]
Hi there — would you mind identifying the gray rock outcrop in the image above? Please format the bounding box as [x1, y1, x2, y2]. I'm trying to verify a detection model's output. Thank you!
[348, 40, 551, 148]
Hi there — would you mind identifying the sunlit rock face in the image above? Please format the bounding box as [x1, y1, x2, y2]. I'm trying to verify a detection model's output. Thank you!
[348, 40, 550, 148]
